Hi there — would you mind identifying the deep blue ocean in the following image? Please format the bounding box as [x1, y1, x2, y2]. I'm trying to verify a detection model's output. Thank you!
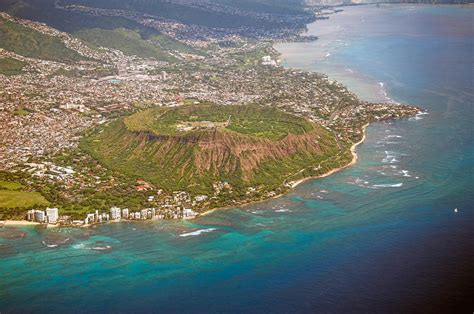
[1, 4, 473, 313]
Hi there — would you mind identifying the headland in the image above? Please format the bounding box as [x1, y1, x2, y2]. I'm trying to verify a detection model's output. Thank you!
[0, 5, 420, 227]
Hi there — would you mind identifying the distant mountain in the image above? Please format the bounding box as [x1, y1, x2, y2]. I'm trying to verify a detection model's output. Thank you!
[0, 0, 157, 35]
[0, 0, 313, 36]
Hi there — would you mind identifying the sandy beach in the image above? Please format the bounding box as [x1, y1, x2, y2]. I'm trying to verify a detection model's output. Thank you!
[1, 220, 40, 226]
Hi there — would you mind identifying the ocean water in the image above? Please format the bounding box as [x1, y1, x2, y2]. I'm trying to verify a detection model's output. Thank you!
[1, 4, 473, 313]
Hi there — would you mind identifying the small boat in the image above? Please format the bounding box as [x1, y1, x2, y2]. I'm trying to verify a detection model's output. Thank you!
[454, 208, 458, 213]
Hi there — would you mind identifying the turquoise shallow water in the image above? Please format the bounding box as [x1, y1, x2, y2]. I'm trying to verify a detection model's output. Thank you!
[1, 4, 473, 312]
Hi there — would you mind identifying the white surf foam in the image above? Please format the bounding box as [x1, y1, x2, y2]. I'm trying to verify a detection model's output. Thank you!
[92, 245, 112, 250]
[373, 183, 403, 188]
[72, 243, 86, 249]
[399, 170, 411, 177]
[42, 241, 58, 248]
[179, 228, 217, 237]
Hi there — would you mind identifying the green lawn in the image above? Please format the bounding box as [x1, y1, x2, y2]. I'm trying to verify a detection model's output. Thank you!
[0, 190, 48, 208]
[0, 180, 49, 209]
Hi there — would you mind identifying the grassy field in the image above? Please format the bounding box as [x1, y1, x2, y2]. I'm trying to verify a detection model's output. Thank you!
[75, 28, 179, 62]
[124, 104, 314, 141]
[0, 180, 24, 190]
[0, 179, 49, 210]
[0, 57, 26, 75]
[0, 190, 49, 208]
[0, 17, 85, 62]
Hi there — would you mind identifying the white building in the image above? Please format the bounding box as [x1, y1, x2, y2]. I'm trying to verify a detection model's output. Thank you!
[46, 207, 59, 224]
[183, 208, 196, 219]
[85, 213, 95, 225]
[261, 55, 277, 67]
[194, 195, 208, 202]
[59, 103, 87, 112]
[122, 208, 129, 219]
[110, 207, 122, 220]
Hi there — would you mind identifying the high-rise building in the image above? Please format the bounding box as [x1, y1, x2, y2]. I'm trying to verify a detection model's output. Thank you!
[46, 207, 59, 224]
[110, 207, 122, 220]
[34, 210, 46, 222]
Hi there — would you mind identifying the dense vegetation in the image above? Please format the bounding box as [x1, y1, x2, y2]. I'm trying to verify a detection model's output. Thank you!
[0, 17, 84, 62]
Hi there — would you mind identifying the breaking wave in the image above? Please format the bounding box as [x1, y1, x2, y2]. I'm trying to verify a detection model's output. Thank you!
[179, 228, 217, 237]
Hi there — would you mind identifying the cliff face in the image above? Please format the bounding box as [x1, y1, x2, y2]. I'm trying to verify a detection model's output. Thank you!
[177, 129, 323, 179]
[132, 126, 324, 179]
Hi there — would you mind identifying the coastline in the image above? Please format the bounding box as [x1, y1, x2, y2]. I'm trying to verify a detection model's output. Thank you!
[200, 123, 370, 216]
[0, 9, 386, 227]
[0, 125, 371, 226]
[290, 123, 369, 189]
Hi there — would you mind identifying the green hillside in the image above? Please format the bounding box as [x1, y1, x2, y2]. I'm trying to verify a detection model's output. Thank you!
[0, 57, 26, 75]
[75, 28, 180, 61]
[0, 17, 85, 62]
[81, 104, 348, 195]
[150, 34, 205, 56]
